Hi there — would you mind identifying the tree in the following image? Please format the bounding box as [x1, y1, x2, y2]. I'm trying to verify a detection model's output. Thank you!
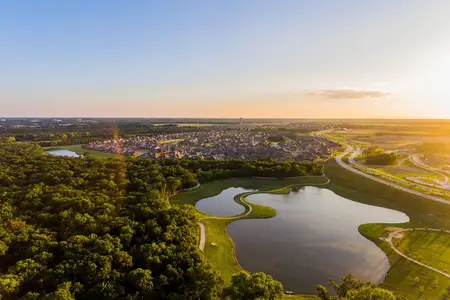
[0, 142, 320, 299]
[317, 285, 330, 300]
[224, 272, 284, 300]
[318, 275, 401, 300]
[346, 286, 397, 300]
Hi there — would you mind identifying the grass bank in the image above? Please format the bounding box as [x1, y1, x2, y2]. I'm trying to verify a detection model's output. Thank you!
[172, 176, 328, 290]
[328, 159, 450, 298]
[172, 176, 327, 206]
[44, 144, 122, 159]
[175, 162, 450, 298]
[359, 224, 450, 299]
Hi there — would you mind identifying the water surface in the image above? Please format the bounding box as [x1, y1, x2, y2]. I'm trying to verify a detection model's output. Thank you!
[196, 187, 254, 216]
[46, 149, 80, 157]
[227, 186, 409, 293]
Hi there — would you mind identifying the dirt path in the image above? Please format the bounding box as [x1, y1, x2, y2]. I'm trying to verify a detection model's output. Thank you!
[383, 228, 450, 278]
[199, 222, 206, 250]
[198, 176, 330, 250]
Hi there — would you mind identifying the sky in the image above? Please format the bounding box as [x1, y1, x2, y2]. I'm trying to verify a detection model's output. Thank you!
[1, 0, 450, 118]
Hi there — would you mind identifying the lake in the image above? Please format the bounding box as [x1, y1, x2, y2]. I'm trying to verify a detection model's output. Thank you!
[196, 187, 255, 216]
[46, 149, 80, 157]
[225, 186, 409, 294]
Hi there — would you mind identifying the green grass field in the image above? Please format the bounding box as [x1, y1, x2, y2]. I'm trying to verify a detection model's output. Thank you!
[172, 177, 327, 207]
[174, 162, 450, 298]
[172, 176, 328, 296]
[327, 161, 450, 299]
[396, 231, 450, 274]
[359, 225, 450, 299]
[44, 144, 122, 159]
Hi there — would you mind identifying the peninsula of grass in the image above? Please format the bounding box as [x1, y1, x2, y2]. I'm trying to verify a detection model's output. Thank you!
[172, 175, 329, 285]
[44, 144, 122, 159]
[329, 157, 450, 299]
[359, 224, 450, 299]
[172, 176, 328, 206]
[175, 162, 450, 298]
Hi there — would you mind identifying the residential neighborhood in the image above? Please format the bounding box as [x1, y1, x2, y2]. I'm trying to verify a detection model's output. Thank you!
[85, 129, 339, 161]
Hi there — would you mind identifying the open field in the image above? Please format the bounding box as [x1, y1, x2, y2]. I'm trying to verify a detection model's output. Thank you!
[44, 144, 122, 159]
[396, 231, 450, 274]
[359, 224, 450, 299]
[324, 162, 450, 298]
[176, 163, 450, 298]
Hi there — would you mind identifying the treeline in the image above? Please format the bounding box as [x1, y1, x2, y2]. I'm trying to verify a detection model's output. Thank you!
[363, 146, 397, 165]
[0, 121, 203, 146]
[0, 142, 321, 299]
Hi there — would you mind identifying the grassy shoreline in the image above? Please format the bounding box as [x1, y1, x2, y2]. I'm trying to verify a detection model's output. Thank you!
[177, 162, 450, 298]
[43, 144, 122, 159]
[172, 176, 328, 298]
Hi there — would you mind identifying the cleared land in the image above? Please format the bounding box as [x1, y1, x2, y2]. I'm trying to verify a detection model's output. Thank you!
[44, 144, 122, 159]
[320, 125, 450, 297]
[360, 225, 450, 299]
[396, 231, 450, 274]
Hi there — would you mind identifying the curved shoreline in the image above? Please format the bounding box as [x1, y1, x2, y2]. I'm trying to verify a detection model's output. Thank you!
[382, 228, 450, 278]
[198, 176, 331, 251]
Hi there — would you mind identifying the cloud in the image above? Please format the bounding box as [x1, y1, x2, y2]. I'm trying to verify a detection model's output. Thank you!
[309, 89, 389, 99]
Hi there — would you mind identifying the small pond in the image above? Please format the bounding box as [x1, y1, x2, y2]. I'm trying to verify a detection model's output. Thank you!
[46, 149, 80, 157]
[196, 187, 255, 216]
[225, 186, 409, 294]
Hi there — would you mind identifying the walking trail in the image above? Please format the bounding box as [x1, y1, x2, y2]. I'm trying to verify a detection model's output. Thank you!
[198, 176, 331, 251]
[383, 228, 450, 278]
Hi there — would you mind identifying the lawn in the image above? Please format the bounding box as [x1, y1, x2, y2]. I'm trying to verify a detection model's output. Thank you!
[359, 225, 450, 299]
[175, 162, 450, 298]
[324, 162, 450, 229]
[198, 191, 290, 284]
[44, 144, 122, 159]
[172, 176, 328, 206]
[396, 231, 450, 274]
[326, 161, 450, 298]
[172, 175, 329, 295]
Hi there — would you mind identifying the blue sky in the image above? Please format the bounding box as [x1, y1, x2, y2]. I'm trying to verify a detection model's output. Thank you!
[1, 0, 449, 118]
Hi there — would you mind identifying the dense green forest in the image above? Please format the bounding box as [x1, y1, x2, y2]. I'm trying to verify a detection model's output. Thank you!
[0, 142, 322, 299]
[1, 122, 202, 147]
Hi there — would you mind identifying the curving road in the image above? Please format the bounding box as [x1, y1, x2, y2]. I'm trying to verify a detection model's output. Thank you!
[336, 147, 450, 205]
[410, 154, 449, 187]
[198, 191, 254, 250]
[199, 223, 206, 250]
[384, 228, 450, 278]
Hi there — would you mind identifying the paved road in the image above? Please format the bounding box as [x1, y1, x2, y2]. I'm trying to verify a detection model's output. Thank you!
[199, 223, 206, 250]
[336, 147, 450, 205]
[384, 228, 450, 278]
[410, 154, 449, 187]
[198, 192, 253, 251]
